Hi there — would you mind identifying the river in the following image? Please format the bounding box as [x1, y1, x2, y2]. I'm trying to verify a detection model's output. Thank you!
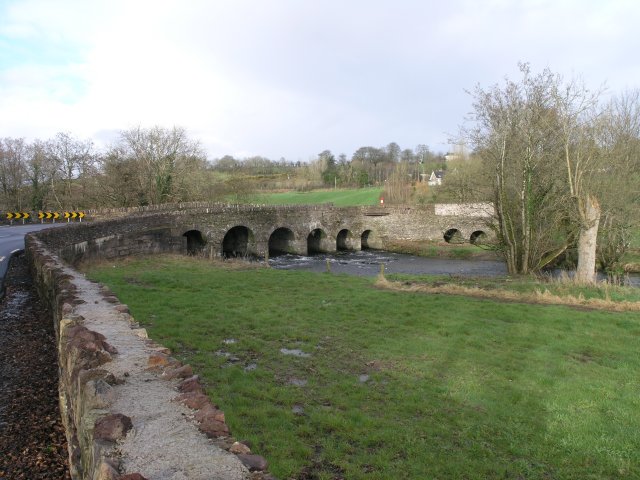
[268, 250, 640, 287]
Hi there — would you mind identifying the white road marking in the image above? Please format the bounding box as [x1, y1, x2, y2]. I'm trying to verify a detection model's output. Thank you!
[0, 256, 5, 262]
[10, 249, 19, 253]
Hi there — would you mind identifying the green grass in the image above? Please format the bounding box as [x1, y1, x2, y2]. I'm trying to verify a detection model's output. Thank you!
[246, 187, 383, 206]
[87, 256, 640, 479]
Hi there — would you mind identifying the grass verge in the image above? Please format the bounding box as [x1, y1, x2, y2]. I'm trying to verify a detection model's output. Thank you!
[86, 255, 640, 479]
[246, 187, 383, 207]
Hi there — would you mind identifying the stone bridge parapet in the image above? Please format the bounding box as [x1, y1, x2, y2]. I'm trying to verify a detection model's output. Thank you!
[40, 202, 492, 265]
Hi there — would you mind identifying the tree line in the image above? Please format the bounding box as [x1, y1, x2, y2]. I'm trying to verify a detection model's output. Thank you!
[0, 128, 446, 211]
[0, 127, 208, 211]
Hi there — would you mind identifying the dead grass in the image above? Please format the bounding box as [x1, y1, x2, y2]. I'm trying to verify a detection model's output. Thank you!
[375, 274, 640, 313]
[624, 262, 640, 273]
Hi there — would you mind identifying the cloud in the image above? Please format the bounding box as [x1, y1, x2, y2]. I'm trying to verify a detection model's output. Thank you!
[0, 0, 639, 159]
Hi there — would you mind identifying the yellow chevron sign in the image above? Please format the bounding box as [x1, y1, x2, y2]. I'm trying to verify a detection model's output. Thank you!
[53, 212, 60, 220]
[5, 212, 30, 220]
[78, 212, 85, 219]
[38, 211, 45, 219]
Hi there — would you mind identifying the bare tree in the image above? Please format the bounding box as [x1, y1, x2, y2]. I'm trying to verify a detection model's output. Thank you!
[552, 78, 604, 283]
[439, 156, 487, 203]
[466, 65, 572, 274]
[384, 161, 412, 204]
[594, 90, 640, 279]
[113, 126, 206, 205]
[25, 140, 53, 210]
[0, 137, 28, 210]
[48, 132, 94, 209]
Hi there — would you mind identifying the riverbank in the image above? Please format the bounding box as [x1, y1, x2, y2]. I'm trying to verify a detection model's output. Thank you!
[384, 239, 499, 260]
[380, 273, 640, 311]
[385, 239, 640, 277]
[86, 255, 640, 479]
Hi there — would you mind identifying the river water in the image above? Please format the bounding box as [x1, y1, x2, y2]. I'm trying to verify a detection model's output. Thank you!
[268, 250, 640, 287]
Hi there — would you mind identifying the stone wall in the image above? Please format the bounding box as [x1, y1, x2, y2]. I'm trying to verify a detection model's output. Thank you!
[25, 234, 273, 480]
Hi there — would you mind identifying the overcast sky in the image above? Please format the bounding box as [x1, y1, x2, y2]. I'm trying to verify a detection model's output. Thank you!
[1, 0, 639, 161]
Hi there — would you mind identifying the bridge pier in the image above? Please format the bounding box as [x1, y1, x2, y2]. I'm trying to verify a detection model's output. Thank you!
[337, 229, 360, 251]
[307, 228, 336, 254]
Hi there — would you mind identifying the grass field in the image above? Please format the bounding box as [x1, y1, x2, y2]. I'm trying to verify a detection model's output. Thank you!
[87, 256, 640, 479]
[247, 187, 383, 206]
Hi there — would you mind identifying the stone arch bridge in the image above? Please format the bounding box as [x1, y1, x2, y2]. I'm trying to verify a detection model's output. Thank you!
[34, 202, 493, 265]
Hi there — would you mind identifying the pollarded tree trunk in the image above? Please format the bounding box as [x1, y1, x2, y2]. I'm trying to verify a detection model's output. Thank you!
[575, 195, 601, 284]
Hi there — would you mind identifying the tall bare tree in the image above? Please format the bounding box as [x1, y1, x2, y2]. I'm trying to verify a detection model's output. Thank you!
[0, 137, 28, 210]
[25, 140, 53, 211]
[552, 78, 604, 283]
[48, 132, 94, 209]
[111, 126, 205, 205]
[594, 90, 640, 278]
[466, 65, 570, 274]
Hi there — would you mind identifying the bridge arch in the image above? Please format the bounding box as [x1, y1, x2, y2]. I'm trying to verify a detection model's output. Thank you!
[470, 230, 487, 245]
[222, 225, 256, 258]
[337, 229, 357, 251]
[307, 228, 328, 254]
[444, 228, 463, 244]
[361, 229, 382, 250]
[269, 227, 296, 256]
[183, 229, 206, 255]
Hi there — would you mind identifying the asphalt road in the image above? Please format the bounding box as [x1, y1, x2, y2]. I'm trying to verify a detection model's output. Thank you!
[0, 223, 65, 296]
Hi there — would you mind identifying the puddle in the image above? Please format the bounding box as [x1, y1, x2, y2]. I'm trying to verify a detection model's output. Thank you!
[214, 350, 240, 363]
[280, 348, 310, 358]
[358, 374, 370, 383]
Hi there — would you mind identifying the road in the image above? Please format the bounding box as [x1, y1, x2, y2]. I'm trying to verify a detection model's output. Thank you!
[0, 223, 65, 296]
